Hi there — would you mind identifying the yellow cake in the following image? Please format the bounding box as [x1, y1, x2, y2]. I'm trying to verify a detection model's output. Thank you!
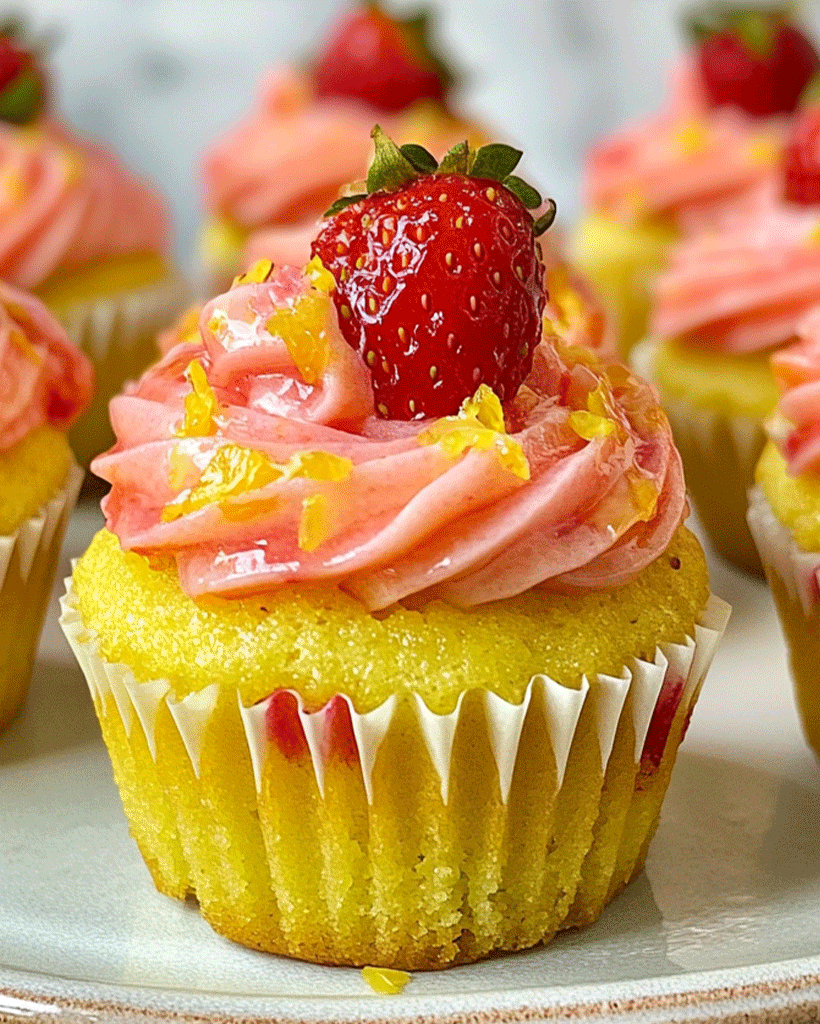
[0, 285, 90, 732]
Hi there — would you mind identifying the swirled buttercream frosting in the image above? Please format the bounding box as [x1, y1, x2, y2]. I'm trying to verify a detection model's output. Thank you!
[94, 261, 686, 610]
[0, 118, 169, 289]
[0, 279, 93, 449]
[769, 307, 820, 476]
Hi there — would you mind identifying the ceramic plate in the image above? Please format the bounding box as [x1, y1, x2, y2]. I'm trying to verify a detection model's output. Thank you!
[2, 505, 820, 1024]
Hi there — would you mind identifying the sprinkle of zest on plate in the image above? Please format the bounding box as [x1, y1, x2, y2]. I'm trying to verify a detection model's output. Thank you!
[161, 444, 353, 525]
[361, 965, 412, 995]
[175, 359, 221, 438]
[417, 382, 529, 480]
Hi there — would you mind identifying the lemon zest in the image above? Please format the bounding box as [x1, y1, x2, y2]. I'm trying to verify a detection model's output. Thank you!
[266, 291, 332, 385]
[232, 258, 274, 289]
[175, 360, 220, 438]
[361, 966, 411, 995]
[418, 385, 529, 479]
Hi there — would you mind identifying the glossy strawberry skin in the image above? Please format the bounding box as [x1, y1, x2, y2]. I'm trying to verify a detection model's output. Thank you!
[784, 103, 820, 204]
[698, 20, 819, 117]
[0, 38, 25, 91]
[312, 173, 545, 420]
[314, 6, 444, 113]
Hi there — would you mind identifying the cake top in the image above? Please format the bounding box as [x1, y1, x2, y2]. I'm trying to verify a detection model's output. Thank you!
[769, 307, 820, 477]
[0, 280, 93, 450]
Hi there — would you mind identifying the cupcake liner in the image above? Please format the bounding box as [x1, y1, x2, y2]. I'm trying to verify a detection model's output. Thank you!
[0, 462, 83, 732]
[59, 579, 728, 966]
[60, 584, 729, 806]
[55, 271, 188, 468]
[747, 485, 820, 615]
[632, 339, 766, 574]
[748, 486, 820, 757]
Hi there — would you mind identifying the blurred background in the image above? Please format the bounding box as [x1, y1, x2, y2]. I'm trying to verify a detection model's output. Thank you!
[17, 0, 820, 266]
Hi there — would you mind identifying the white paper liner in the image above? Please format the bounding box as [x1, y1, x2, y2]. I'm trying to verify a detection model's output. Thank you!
[56, 269, 188, 364]
[631, 338, 765, 474]
[747, 485, 820, 615]
[0, 462, 83, 590]
[60, 569, 730, 805]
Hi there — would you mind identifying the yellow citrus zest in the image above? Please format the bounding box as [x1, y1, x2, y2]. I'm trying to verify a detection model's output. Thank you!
[175, 360, 220, 438]
[305, 255, 336, 294]
[232, 258, 274, 289]
[167, 444, 196, 492]
[161, 445, 352, 523]
[418, 384, 529, 479]
[299, 493, 329, 552]
[568, 382, 625, 442]
[361, 966, 411, 995]
[631, 475, 659, 522]
[8, 326, 41, 365]
[674, 119, 709, 155]
[207, 308, 229, 341]
[266, 291, 332, 385]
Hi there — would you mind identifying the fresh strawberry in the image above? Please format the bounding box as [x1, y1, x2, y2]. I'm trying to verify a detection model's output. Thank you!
[313, 3, 450, 113]
[311, 128, 555, 419]
[689, 5, 819, 117]
[0, 35, 43, 123]
[784, 89, 820, 203]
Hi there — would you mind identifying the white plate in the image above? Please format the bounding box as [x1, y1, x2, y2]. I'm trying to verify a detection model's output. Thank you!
[2, 505, 820, 1024]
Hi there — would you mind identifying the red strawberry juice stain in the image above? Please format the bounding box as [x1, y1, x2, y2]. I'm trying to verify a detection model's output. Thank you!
[46, 387, 77, 424]
[266, 689, 307, 760]
[323, 694, 360, 768]
[640, 675, 686, 777]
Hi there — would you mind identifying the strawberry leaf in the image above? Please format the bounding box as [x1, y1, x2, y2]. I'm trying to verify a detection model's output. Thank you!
[0, 64, 41, 123]
[503, 174, 542, 210]
[436, 139, 470, 175]
[470, 143, 522, 181]
[532, 199, 557, 236]
[324, 193, 366, 217]
[400, 142, 438, 173]
[367, 125, 421, 193]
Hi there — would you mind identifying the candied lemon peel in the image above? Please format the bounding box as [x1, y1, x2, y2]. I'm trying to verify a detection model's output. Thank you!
[418, 384, 529, 479]
[175, 359, 221, 438]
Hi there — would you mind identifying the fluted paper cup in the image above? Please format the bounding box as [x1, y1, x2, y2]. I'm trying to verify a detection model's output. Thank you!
[60, 576, 729, 970]
[0, 462, 83, 733]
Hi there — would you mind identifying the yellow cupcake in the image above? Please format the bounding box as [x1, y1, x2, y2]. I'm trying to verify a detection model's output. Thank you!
[0, 284, 91, 732]
[62, 232, 729, 968]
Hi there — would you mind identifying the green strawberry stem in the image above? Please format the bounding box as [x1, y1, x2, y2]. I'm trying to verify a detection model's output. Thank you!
[326, 125, 556, 238]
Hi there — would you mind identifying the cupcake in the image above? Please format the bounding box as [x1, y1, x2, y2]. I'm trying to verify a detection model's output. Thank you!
[572, 5, 818, 358]
[0, 281, 91, 732]
[0, 33, 186, 467]
[634, 90, 820, 575]
[62, 135, 728, 969]
[199, 2, 489, 293]
[748, 309, 820, 756]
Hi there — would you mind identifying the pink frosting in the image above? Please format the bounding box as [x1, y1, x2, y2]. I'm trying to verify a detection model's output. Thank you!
[94, 267, 686, 611]
[651, 198, 820, 353]
[770, 307, 820, 475]
[203, 66, 487, 270]
[585, 58, 784, 230]
[0, 118, 169, 289]
[0, 280, 93, 450]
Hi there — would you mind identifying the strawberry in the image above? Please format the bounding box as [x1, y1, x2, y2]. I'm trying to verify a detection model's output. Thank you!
[688, 5, 819, 117]
[0, 35, 43, 124]
[784, 86, 820, 204]
[311, 128, 555, 420]
[313, 3, 450, 113]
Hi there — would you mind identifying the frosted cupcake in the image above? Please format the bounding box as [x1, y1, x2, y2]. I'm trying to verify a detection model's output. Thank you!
[0, 34, 185, 466]
[573, 5, 819, 357]
[199, 3, 489, 292]
[63, 136, 728, 968]
[634, 87, 820, 575]
[748, 309, 820, 755]
[1, 281, 91, 732]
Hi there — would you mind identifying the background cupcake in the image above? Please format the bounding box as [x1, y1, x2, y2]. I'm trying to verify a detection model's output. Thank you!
[62, 140, 728, 969]
[0, 280, 91, 732]
[0, 30, 185, 467]
[572, 6, 818, 358]
[748, 309, 820, 756]
[198, 2, 490, 293]
[634, 91, 820, 575]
